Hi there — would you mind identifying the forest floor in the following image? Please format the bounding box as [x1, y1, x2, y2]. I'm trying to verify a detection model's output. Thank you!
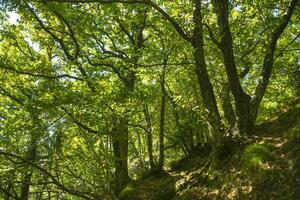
[121, 99, 300, 200]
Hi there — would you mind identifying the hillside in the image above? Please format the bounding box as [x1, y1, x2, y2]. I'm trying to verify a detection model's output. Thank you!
[121, 99, 300, 200]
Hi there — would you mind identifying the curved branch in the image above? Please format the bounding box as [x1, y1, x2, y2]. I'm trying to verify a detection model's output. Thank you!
[0, 64, 84, 81]
[252, 0, 299, 107]
[128, 123, 150, 134]
[203, 23, 220, 47]
[146, 1, 190, 42]
[25, 2, 75, 61]
[275, 32, 300, 60]
[87, 58, 127, 82]
[60, 107, 100, 134]
[0, 86, 24, 105]
[51, 9, 80, 59]
[46, 0, 191, 42]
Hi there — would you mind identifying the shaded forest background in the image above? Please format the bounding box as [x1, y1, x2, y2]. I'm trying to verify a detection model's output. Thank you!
[0, 0, 299, 199]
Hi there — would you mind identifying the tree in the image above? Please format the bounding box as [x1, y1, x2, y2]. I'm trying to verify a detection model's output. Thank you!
[43, 0, 299, 161]
[0, 0, 299, 199]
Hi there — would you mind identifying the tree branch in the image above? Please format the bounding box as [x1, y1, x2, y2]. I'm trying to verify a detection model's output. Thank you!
[51, 8, 80, 59]
[0, 86, 24, 105]
[203, 23, 220, 47]
[46, 0, 191, 42]
[25, 2, 75, 61]
[0, 150, 95, 200]
[0, 64, 84, 81]
[252, 0, 299, 108]
[128, 123, 150, 134]
[275, 32, 300, 60]
[60, 107, 100, 134]
[146, 1, 191, 42]
[116, 18, 136, 46]
[26, 2, 96, 91]
[87, 58, 127, 82]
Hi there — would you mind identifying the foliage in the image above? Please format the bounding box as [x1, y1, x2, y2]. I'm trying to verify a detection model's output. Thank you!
[0, 0, 299, 199]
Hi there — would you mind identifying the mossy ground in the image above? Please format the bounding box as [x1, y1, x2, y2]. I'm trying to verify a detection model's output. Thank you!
[120, 171, 177, 200]
[121, 100, 300, 200]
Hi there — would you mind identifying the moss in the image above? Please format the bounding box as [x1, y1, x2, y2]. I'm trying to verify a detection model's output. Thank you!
[119, 184, 138, 200]
[242, 143, 276, 170]
[120, 174, 176, 200]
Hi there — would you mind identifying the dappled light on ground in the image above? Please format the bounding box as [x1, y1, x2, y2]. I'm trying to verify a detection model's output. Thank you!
[122, 101, 300, 200]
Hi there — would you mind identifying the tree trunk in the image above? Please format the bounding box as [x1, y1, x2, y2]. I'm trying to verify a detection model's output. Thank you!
[192, 0, 224, 163]
[112, 117, 129, 195]
[251, 0, 298, 123]
[112, 70, 135, 195]
[20, 168, 34, 200]
[143, 105, 155, 170]
[213, 0, 253, 135]
[20, 132, 39, 200]
[213, 0, 298, 135]
[220, 83, 236, 130]
[157, 64, 166, 170]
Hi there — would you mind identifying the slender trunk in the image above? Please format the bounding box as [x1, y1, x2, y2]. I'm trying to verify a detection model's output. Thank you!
[212, 0, 253, 135]
[20, 128, 39, 200]
[143, 105, 155, 170]
[251, 0, 298, 122]
[112, 117, 129, 195]
[157, 64, 166, 170]
[20, 170, 34, 200]
[189, 127, 195, 151]
[192, 0, 224, 162]
[137, 132, 144, 165]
